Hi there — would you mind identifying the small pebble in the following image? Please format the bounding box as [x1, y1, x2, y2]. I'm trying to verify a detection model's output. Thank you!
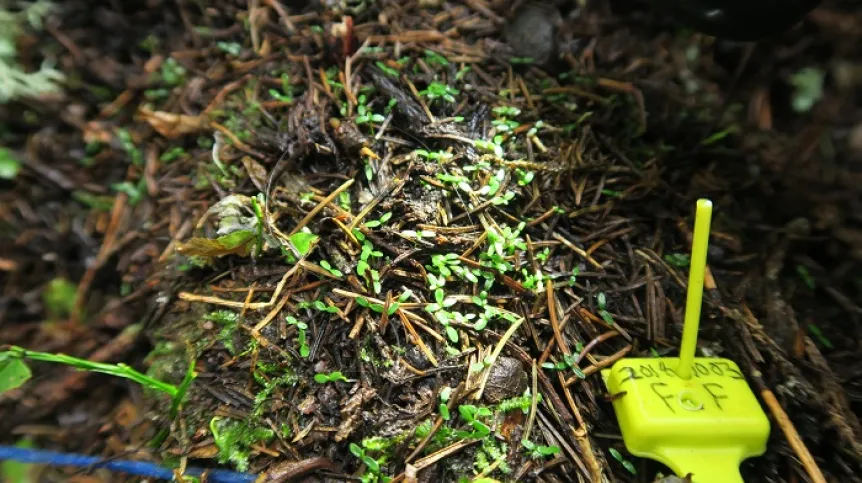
[483, 356, 527, 403]
[503, 3, 561, 66]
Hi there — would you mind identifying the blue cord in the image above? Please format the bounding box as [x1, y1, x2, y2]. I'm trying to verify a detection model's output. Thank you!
[0, 445, 257, 482]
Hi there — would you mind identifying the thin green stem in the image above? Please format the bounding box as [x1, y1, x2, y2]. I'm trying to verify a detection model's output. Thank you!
[5, 346, 178, 397]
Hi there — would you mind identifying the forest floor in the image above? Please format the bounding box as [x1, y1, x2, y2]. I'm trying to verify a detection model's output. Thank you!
[1, 0, 861, 482]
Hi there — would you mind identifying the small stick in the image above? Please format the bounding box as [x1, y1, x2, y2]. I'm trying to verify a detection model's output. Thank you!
[406, 384, 465, 463]
[523, 360, 539, 442]
[760, 389, 827, 483]
[179, 265, 297, 310]
[553, 233, 603, 270]
[412, 438, 479, 470]
[290, 178, 354, 236]
[475, 316, 525, 400]
[264, 0, 297, 33]
[253, 293, 291, 333]
[546, 280, 570, 356]
[565, 345, 632, 387]
[402, 75, 436, 123]
[211, 122, 262, 157]
[73, 192, 127, 323]
[398, 310, 439, 367]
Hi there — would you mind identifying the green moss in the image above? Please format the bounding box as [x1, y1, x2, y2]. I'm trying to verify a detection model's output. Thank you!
[252, 372, 296, 419]
[203, 310, 239, 355]
[209, 416, 274, 472]
[42, 278, 76, 319]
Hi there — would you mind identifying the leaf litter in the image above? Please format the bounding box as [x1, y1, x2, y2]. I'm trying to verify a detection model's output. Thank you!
[1, 1, 861, 482]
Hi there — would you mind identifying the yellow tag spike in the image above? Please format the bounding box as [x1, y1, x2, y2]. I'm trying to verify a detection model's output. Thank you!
[677, 199, 712, 380]
[601, 199, 770, 483]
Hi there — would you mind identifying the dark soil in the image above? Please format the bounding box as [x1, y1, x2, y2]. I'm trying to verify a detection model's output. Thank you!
[1, 0, 861, 482]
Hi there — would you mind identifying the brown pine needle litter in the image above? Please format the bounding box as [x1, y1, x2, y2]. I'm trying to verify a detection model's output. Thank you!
[2, 1, 862, 483]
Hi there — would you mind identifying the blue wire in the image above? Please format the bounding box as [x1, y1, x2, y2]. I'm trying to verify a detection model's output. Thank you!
[0, 445, 257, 482]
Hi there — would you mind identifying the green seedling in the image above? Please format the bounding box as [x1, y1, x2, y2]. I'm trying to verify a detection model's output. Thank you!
[269, 73, 294, 103]
[414, 149, 453, 162]
[439, 386, 452, 420]
[419, 82, 459, 103]
[297, 299, 339, 314]
[355, 94, 386, 125]
[541, 350, 586, 379]
[596, 292, 615, 325]
[664, 253, 691, 267]
[319, 260, 344, 277]
[285, 316, 310, 357]
[355, 296, 399, 316]
[158, 58, 186, 86]
[0, 147, 20, 179]
[424, 49, 449, 67]
[349, 443, 391, 483]
[522, 439, 561, 459]
[454, 404, 493, 440]
[288, 231, 318, 257]
[313, 371, 349, 384]
[364, 212, 392, 228]
[375, 61, 399, 78]
[216, 41, 241, 56]
[159, 146, 187, 163]
[567, 267, 580, 287]
[608, 447, 637, 474]
[796, 264, 816, 289]
[111, 180, 146, 205]
[356, 240, 383, 276]
[474, 139, 503, 157]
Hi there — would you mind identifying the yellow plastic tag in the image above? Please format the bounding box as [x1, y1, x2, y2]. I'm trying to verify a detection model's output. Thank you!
[602, 357, 769, 482]
[602, 199, 770, 483]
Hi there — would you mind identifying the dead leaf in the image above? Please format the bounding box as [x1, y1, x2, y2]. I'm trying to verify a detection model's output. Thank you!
[188, 444, 220, 459]
[242, 156, 268, 191]
[177, 230, 256, 257]
[334, 385, 376, 441]
[139, 107, 210, 138]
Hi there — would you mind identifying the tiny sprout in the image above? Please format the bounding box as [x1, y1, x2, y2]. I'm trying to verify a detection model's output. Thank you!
[314, 371, 349, 384]
[522, 439, 561, 459]
[492, 106, 522, 117]
[348, 443, 381, 474]
[319, 260, 344, 277]
[414, 149, 453, 161]
[364, 212, 393, 228]
[419, 82, 459, 103]
[597, 292, 607, 309]
[609, 447, 637, 474]
[474, 139, 503, 157]
[516, 169, 535, 186]
[216, 41, 242, 56]
[664, 253, 691, 267]
[424, 49, 449, 66]
[375, 61, 399, 78]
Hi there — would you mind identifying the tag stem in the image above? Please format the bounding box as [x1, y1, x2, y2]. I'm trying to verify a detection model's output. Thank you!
[677, 199, 713, 380]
